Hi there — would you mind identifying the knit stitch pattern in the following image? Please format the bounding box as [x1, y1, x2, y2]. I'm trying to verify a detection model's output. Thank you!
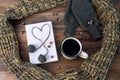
[0, 0, 119, 80]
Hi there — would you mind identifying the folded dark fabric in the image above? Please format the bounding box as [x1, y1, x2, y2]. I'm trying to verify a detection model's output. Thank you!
[64, 0, 102, 40]
[64, 0, 79, 36]
[72, 0, 102, 40]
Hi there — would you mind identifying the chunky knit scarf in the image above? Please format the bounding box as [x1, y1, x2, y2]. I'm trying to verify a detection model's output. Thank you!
[0, 0, 119, 80]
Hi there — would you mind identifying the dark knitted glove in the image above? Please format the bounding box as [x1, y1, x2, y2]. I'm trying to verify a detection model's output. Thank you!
[64, 0, 79, 36]
[64, 0, 102, 40]
[71, 0, 102, 40]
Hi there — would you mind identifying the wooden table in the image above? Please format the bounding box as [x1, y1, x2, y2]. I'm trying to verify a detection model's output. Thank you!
[0, 0, 120, 80]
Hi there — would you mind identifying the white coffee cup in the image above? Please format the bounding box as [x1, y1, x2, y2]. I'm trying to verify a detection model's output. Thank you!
[61, 37, 88, 60]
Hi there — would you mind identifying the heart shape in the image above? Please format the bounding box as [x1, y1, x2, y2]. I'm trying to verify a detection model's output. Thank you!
[31, 24, 51, 49]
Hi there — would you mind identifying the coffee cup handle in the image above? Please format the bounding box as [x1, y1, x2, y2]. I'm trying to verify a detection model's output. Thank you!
[78, 51, 88, 59]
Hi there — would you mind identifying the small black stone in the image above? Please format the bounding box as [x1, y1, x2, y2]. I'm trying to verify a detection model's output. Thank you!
[28, 45, 36, 53]
[38, 55, 47, 63]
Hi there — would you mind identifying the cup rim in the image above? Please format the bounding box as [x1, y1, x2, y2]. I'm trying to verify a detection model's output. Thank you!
[61, 37, 82, 57]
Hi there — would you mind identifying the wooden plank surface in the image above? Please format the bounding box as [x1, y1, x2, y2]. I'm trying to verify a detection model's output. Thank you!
[0, 0, 120, 80]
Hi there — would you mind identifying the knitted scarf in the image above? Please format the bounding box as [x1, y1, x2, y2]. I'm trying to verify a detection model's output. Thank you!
[0, 0, 119, 80]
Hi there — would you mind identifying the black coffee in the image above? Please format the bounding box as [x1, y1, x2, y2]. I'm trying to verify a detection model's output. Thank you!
[62, 39, 80, 56]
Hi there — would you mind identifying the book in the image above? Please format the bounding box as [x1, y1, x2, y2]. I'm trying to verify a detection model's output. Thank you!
[25, 21, 58, 64]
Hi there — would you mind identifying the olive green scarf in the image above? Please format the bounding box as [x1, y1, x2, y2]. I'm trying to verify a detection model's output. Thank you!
[0, 0, 119, 80]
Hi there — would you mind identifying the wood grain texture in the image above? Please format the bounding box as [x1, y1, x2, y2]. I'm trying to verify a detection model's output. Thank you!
[0, 0, 120, 80]
[0, 71, 17, 80]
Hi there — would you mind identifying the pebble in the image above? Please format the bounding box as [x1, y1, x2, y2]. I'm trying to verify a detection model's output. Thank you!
[38, 55, 47, 63]
[28, 45, 36, 53]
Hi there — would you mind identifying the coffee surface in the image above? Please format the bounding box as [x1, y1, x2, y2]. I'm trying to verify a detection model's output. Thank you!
[62, 39, 80, 56]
